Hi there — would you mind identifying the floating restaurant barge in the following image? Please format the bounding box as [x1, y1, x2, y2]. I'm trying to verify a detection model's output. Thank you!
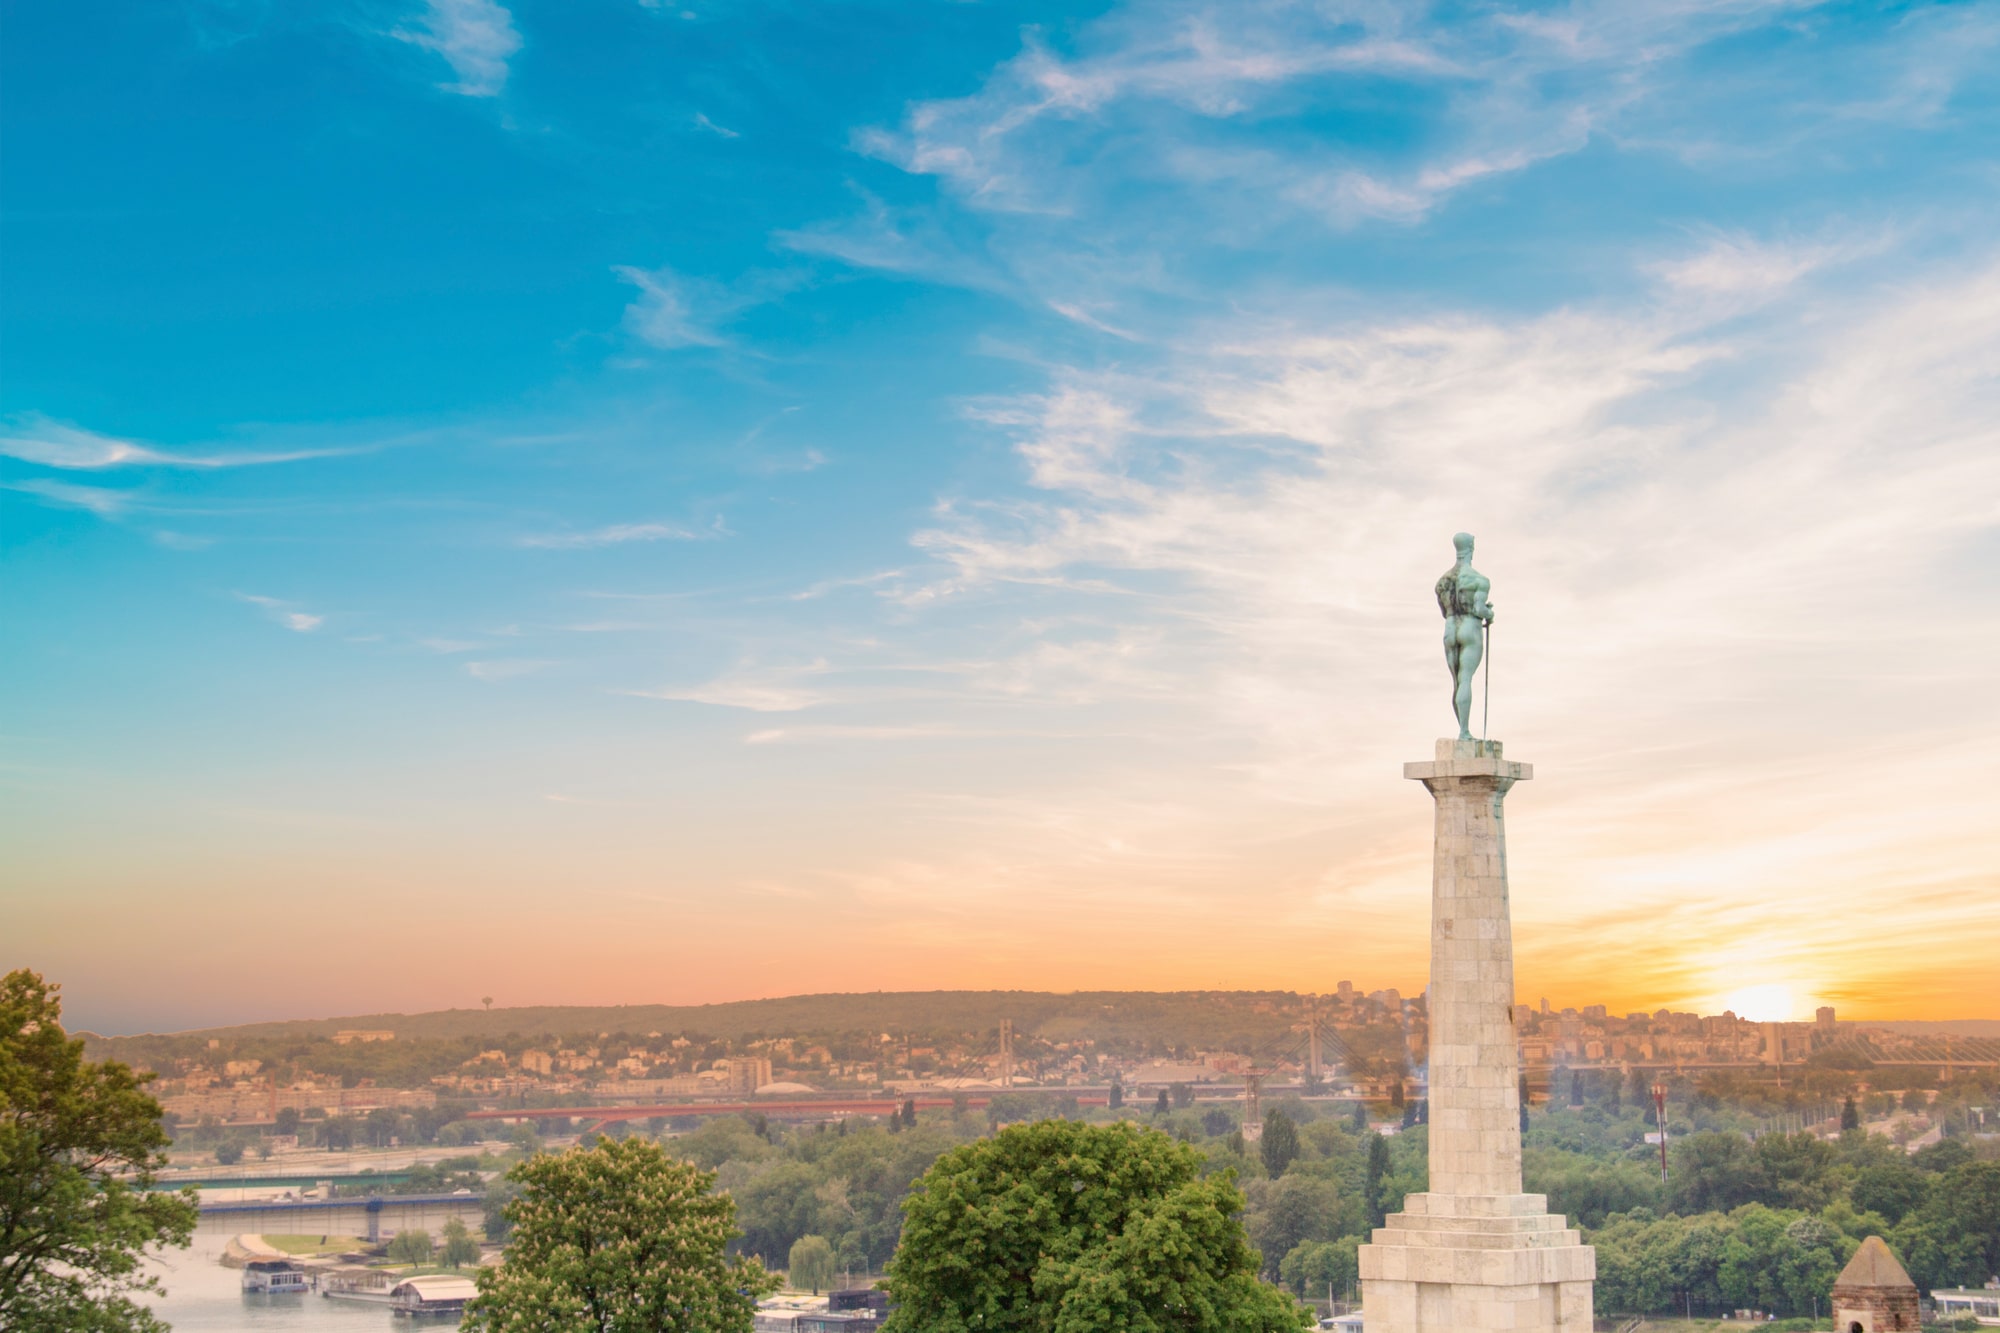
[240, 1259, 312, 1293]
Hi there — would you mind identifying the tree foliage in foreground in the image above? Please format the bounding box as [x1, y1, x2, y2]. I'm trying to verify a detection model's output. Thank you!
[0, 970, 197, 1333]
[883, 1119, 1309, 1333]
[462, 1136, 776, 1333]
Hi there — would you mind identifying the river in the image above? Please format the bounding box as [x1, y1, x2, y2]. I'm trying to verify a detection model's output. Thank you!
[141, 1228, 460, 1332]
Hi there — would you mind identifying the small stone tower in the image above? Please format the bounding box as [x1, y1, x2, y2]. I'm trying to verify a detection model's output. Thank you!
[1831, 1236, 1920, 1333]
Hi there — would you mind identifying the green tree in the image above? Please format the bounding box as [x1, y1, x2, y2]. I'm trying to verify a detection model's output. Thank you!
[214, 1138, 244, 1166]
[1363, 1133, 1390, 1227]
[463, 1137, 776, 1333]
[0, 969, 198, 1333]
[440, 1218, 481, 1269]
[1670, 1132, 1768, 1214]
[1754, 1133, 1838, 1211]
[883, 1119, 1309, 1333]
[1108, 1082, 1124, 1111]
[1245, 1176, 1342, 1278]
[274, 1106, 302, 1136]
[482, 1174, 523, 1242]
[1260, 1111, 1300, 1179]
[1898, 1161, 2000, 1284]
[788, 1234, 837, 1293]
[1155, 1090, 1170, 1114]
[1277, 1236, 1360, 1301]
[389, 1228, 435, 1265]
[1851, 1162, 1928, 1224]
[1840, 1097, 1860, 1132]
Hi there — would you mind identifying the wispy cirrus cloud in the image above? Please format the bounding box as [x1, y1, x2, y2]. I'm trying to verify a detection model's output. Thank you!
[2, 478, 134, 516]
[1, 416, 352, 470]
[612, 265, 806, 351]
[628, 660, 832, 712]
[857, 234, 2000, 1011]
[516, 520, 715, 549]
[237, 593, 325, 633]
[394, 0, 521, 98]
[805, 0, 1993, 317]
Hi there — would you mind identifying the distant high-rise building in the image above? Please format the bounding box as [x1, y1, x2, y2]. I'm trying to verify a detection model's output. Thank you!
[1337, 980, 1354, 1001]
[1816, 1006, 1837, 1030]
[716, 1057, 773, 1095]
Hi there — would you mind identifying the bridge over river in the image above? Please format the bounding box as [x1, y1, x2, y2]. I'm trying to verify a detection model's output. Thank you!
[196, 1192, 484, 1243]
[463, 1093, 1112, 1131]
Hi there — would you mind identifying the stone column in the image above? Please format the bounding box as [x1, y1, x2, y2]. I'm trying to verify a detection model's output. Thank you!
[1418, 738, 1526, 1199]
[1357, 739, 1594, 1333]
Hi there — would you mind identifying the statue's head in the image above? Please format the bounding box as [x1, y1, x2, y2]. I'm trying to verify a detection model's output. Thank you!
[1453, 532, 1475, 556]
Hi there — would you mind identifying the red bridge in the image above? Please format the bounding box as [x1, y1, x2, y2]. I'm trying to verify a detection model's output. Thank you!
[464, 1094, 1116, 1132]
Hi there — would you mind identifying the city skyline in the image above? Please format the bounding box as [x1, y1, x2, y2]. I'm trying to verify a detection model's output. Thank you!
[5, 1, 2000, 1035]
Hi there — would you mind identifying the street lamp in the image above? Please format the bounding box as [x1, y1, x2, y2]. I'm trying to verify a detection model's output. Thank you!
[1651, 1082, 1669, 1184]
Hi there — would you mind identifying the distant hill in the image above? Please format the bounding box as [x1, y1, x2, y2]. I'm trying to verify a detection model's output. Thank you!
[77, 989, 1350, 1066]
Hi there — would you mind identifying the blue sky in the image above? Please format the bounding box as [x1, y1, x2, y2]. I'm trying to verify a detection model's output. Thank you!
[5, 0, 2000, 1033]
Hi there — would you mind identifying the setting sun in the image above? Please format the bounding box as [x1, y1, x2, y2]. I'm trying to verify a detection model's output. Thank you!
[1720, 984, 1806, 1023]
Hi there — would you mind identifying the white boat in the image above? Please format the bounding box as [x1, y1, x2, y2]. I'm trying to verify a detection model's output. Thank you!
[390, 1274, 479, 1318]
[241, 1259, 312, 1293]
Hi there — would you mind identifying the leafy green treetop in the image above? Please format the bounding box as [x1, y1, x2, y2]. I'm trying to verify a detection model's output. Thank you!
[462, 1136, 777, 1333]
[439, 1217, 481, 1269]
[883, 1119, 1310, 1333]
[1260, 1111, 1300, 1179]
[788, 1234, 836, 1294]
[0, 969, 197, 1333]
[388, 1228, 434, 1265]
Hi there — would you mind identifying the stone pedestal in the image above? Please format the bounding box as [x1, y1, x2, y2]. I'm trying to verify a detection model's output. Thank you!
[1358, 739, 1594, 1333]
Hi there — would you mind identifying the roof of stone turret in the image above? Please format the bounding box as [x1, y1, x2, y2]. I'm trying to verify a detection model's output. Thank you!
[1834, 1236, 1915, 1290]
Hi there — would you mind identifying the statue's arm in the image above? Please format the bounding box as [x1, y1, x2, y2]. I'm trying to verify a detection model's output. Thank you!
[1472, 583, 1494, 622]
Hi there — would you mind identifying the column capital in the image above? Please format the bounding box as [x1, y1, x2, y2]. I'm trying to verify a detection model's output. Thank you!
[1405, 738, 1532, 784]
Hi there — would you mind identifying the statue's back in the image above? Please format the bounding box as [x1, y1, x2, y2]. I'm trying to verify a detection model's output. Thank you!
[1435, 570, 1459, 619]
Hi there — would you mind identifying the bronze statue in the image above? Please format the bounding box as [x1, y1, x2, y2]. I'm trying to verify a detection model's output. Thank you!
[1436, 532, 1494, 740]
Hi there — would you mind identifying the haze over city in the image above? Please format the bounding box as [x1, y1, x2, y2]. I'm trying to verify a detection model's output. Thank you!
[6, 0, 2000, 1035]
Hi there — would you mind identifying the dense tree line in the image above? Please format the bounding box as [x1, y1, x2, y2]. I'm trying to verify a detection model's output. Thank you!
[653, 1076, 1999, 1316]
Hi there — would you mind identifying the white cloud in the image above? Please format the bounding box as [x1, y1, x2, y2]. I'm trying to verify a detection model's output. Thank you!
[238, 593, 326, 633]
[0, 416, 349, 470]
[395, 0, 521, 98]
[611, 265, 804, 350]
[517, 521, 707, 549]
[614, 267, 728, 349]
[803, 0, 1980, 315]
[856, 240, 2000, 1004]
[628, 661, 832, 712]
[2, 479, 133, 516]
[694, 112, 739, 139]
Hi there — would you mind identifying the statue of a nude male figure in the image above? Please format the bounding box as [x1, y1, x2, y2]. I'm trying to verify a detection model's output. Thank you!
[1435, 532, 1494, 741]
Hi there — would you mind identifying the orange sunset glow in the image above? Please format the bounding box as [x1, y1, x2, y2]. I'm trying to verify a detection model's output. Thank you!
[6, 0, 2000, 1039]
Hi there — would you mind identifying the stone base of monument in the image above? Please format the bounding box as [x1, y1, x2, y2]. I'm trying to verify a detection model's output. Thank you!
[1358, 1191, 1595, 1333]
[1358, 735, 1596, 1333]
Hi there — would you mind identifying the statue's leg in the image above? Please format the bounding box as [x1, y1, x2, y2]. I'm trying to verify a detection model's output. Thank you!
[1452, 620, 1483, 740]
[1444, 632, 1463, 732]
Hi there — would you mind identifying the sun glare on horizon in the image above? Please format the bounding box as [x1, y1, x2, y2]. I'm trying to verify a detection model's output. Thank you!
[1719, 984, 1807, 1023]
